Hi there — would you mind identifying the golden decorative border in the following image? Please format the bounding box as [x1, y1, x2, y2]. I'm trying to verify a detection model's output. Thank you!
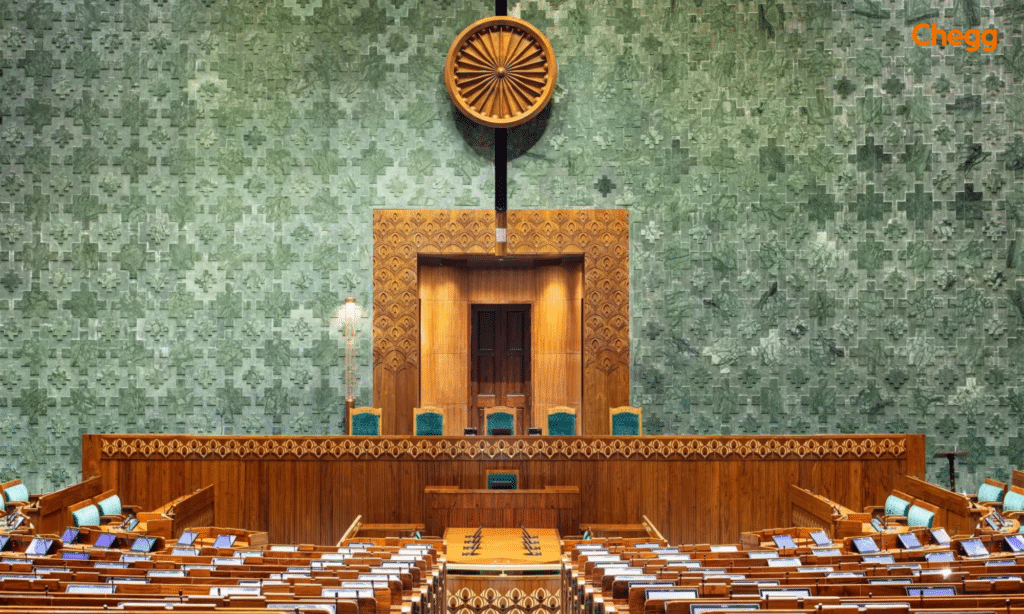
[98, 435, 909, 462]
[448, 587, 559, 614]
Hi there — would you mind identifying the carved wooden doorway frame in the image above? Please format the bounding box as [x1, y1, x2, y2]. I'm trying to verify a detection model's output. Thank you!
[373, 209, 629, 435]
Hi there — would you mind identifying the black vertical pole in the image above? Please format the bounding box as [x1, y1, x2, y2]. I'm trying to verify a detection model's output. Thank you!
[494, 0, 508, 255]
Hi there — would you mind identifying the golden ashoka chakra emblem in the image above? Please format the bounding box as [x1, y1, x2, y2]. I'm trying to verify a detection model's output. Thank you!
[445, 16, 557, 128]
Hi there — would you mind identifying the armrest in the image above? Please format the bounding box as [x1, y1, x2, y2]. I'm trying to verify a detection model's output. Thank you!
[100, 514, 127, 524]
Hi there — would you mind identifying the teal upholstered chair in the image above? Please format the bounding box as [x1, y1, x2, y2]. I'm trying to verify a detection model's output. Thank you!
[547, 406, 577, 436]
[2, 479, 31, 513]
[1003, 486, 1024, 518]
[972, 478, 1007, 508]
[610, 406, 642, 436]
[69, 502, 102, 528]
[414, 407, 444, 436]
[484, 406, 516, 436]
[906, 504, 936, 528]
[349, 407, 382, 436]
[883, 493, 912, 517]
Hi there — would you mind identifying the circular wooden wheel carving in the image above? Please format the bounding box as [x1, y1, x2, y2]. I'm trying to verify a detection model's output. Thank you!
[445, 16, 557, 129]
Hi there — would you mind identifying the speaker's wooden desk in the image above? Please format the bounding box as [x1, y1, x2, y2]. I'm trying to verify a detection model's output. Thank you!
[424, 486, 580, 538]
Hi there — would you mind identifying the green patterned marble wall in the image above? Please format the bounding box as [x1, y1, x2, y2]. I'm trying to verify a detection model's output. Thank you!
[1, 0, 1023, 494]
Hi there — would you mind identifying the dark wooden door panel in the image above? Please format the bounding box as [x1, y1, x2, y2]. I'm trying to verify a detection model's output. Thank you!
[471, 304, 531, 431]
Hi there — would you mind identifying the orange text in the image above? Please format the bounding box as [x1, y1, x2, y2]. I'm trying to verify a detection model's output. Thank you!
[912, 23, 997, 52]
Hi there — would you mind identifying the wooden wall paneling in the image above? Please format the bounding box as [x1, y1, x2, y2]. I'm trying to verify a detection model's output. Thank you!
[87, 434, 920, 546]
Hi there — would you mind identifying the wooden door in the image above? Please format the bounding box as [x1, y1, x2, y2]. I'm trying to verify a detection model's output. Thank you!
[471, 304, 531, 433]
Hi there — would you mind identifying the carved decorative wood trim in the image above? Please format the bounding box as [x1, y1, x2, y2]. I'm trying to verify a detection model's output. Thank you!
[373, 209, 629, 435]
[445, 16, 557, 128]
[97, 435, 911, 462]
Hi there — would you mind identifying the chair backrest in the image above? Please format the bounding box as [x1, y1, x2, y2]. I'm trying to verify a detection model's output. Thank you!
[484, 407, 516, 436]
[486, 470, 519, 490]
[610, 406, 642, 436]
[906, 504, 935, 528]
[413, 407, 444, 437]
[978, 479, 1006, 503]
[1004, 486, 1024, 512]
[349, 407, 382, 436]
[547, 406, 577, 436]
[2, 480, 29, 504]
[883, 494, 912, 517]
[70, 503, 101, 527]
[95, 492, 122, 516]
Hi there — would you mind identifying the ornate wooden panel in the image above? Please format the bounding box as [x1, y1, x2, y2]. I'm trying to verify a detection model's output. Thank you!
[373, 210, 629, 435]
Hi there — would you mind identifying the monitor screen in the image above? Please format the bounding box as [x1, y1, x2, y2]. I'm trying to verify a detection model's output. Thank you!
[771, 534, 797, 549]
[123, 516, 138, 531]
[898, 533, 922, 549]
[1006, 535, 1024, 553]
[906, 586, 956, 597]
[130, 537, 157, 553]
[62, 551, 90, 561]
[6, 515, 24, 531]
[931, 528, 951, 545]
[176, 531, 198, 546]
[213, 534, 236, 549]
[93, 533, 117, 549]
[463, 428, 477, 436]
[646, 589, 698, 600]
[986, 515, 1002, 531]
[861, 555, 895, 564]
[809, 530, 831, 546]
[925, 551, 955, 563]
[0, 536, 9, 552]
[960, 538, 989, 558]
[27, 539, 52, 556]
[61, 528, 80, 544]
[851, 536, 879, 554]
[759, 588, 811, 598]
[811, 548, 843, 557]
[870, 517, 886, 533]
[690, 605, 760, 614]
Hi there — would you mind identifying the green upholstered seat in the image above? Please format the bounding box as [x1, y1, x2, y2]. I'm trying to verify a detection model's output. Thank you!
[351, 412, 380, 436]
[71, 504, 101, 527]
[487, 472, 518, 489]
[906, 504, 935, 528]
[96, 494, 122, 516]
[611, 412, 640, 436]
[485, 410, 514, 435]
[3, 483, 29, 503]
[415, 411, 444, 436]
[1004, 489, 1024, 513]
[978, 482, 1005, 503]
[547, 411, 576, 436]
[883, 494, 911, 517]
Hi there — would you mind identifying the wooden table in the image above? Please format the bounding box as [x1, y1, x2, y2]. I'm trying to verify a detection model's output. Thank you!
[423, 486, 580, 538]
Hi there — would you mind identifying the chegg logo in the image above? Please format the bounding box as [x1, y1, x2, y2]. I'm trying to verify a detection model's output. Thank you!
[912, 23, 997, 52]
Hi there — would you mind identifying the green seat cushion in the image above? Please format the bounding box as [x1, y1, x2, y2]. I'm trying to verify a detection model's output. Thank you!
[351, 413, 380, 436]
[906, 505, 935, 528]
[415, 412, 444, 436]
[547, 412, 576, 436]
[486, 412, 514, 435]
[884, 494, 911, 517]
[72, 504, 101, 527]
[3, 483, 29, 503]
[978, 482, 1004, 503]
[1004, 490, 1024, 513]
[611, 413, 640, 436]
[96, 494, 122, 516]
